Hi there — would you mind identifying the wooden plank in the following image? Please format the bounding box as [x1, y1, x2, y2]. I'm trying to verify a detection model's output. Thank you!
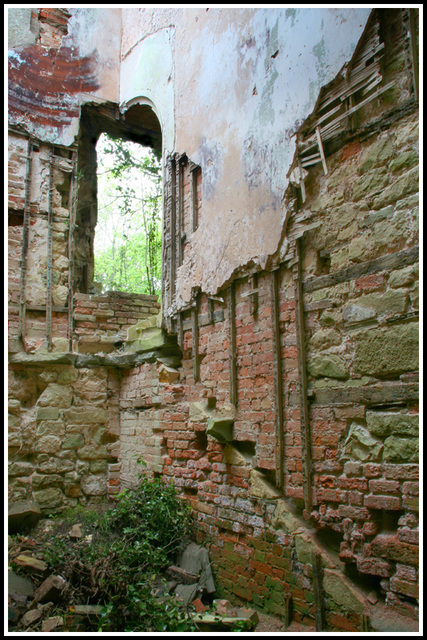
[68, 151, 78, 352]
[310, 382, 419, 407]
[228, 283, 237, 406]
[302, 246, 419, 294]
[271, 268, 284, 489]
[297, 157, 306, 203]
[316, 127, 328, 175]
[408, 8, 419, 101]
[177, 155, 186, 266]
[190, 165, 199, 233]
[312, 552, 325, 631]
[208, 298, 215, 324]
[46, 147, 54, 352]
[192, 297, 200, 382]
[18, 138, 33, 341]
[178, 311, 184, 352]
[294, 239, 312, 512]
[170, 157, 177, 302]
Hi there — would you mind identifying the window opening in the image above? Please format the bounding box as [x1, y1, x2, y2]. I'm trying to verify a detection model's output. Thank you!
[94, 132, 162, 296]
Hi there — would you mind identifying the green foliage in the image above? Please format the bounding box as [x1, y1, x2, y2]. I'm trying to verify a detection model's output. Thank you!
[94, 134, 162, 296]
[40, 475, 195, 632]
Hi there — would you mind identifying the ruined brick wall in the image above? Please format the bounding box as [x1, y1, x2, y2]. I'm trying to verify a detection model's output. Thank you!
[73, 292, 160, 353]
[117, 10, 419, 629]
[8, 5, 418, 633]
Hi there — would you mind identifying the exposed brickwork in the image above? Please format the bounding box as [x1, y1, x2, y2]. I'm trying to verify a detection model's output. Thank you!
[8, 6, 419, 633]
[73, 291, 160, 352]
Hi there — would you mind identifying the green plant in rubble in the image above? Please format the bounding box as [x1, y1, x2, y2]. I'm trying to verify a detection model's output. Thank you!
[39, 474, 195, 631]
[98, 580, 197, 633]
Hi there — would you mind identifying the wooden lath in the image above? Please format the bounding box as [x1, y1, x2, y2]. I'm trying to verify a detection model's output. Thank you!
[296, 11, 395, 181]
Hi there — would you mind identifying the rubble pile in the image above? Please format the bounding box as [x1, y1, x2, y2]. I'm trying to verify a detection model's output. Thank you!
[8, 501, 259, 632]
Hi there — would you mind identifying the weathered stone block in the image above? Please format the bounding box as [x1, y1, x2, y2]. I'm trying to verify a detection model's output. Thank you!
[388, 266, 417, 289]
[35, 435, 62, 454]
[8, 462, 34, 477]
[8, 501, 41, 533]
[308, 354, 348, 379]
[77, 445, 108, 460]
[33, 488, 64, 509]
[31, 474, 63, 489]
[389, 150, 418, 174]
[36, 420, 65, 438]
[359, 137, 394, 175]
[309, 328, 341, 350]
[352, 169, 389, 202]
[63, 406, 108, 425]
[56, 368, 79, 384]
[366, 412, 418, 437]
[353, 324, 419, 376]
[383, 436, 418, 463]
[343, 304, 376, 324]
[36, 458, 75, 474]
[343, 424, 383, 462]
[37, 383, 73, 408]
[63, 433, 85, 449]
[36, 407, 60, 421]
[372, 167, 419, 210]
[355, 290, 408, 317]
[80, 474, 107, 496]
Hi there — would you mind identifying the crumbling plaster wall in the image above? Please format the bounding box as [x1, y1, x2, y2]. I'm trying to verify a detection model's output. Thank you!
[8, 7, 121, 145]
[120, 7, 372, 310]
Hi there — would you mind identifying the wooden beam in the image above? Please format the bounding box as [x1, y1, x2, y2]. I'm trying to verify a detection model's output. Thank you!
[228, 283, 237, 406]
[18, 138, 33, 341]
[294, 238, 312, 513]
[271, 268, 284, 489]
[192, 295, 200, 382]
[312, 552, 325, 631]
[408, 9, 419, 101]
[68, 151, 78, 352]
[46, 147, 54, 352]
[170, 157, 177, 302]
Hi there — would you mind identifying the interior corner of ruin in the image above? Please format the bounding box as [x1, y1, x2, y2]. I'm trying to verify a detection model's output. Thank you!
[7, 6, 420, 633]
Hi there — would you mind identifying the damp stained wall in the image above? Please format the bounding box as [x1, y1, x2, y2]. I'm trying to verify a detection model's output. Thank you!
[7, 7, 121, 146]
[120, 7, 372, 308]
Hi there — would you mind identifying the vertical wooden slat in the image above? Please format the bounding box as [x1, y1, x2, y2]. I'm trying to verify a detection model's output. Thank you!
[177, 156, 184, 267]
[46, 147, 54, 351]
[170, 156, 176, 303]
[208, 298, 215, 324]
[250, 273, 259, 317]
[315, 126, 328, 175]
[68, 150, 78, 352]
[408, 8, 419, 101]
[192, 296, 200, 382]
[190, 167, 198, 233]
[271, 268, 284, 490]
[294, 237, 313, 512]
[178, 311, 184, 352]
[228, 283, 237, 406]
[312, 551, 325, 631]
[19, 138, 33, 341]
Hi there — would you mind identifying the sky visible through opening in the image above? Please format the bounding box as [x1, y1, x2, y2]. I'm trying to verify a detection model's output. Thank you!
[94, 133, 162, 296]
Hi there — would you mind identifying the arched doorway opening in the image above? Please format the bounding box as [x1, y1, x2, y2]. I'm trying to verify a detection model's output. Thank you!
[74, 101, 162, 296]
